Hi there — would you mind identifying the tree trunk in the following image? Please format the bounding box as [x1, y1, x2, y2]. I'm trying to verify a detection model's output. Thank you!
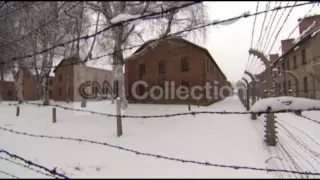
[0, 65, 4, 102]
[12, 69, 23, 104]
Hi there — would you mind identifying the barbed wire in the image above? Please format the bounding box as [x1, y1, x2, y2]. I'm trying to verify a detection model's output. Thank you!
[0, 169, 19, 179]
[0, 156, 56, 178]
[12, 101, 320, 118]
[0, 126, 319, 176]
[278, 119, 320, 146]
[277, 123, 320, 159]
[296, 114, 320, 125]
[1, 2, 81, 48]
[0, 2, 200, 66]
[0, 1, 38, 19]
[0, 148, 69, 179]
[1, 1, 316, 70]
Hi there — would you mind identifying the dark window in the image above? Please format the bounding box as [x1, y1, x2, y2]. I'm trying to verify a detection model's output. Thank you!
[159, 61, 165, 74]
[59, 88, 62, 96]
[301, 49, 306, 65]
[159, 80, 165, 90]
[49, 90, 52, 98]
[288, 80, 291, 90]
[139, 64, 145, 77]
[138, 84, 145, 96]
[304, 76, 308, 92]
[181, 81, 190, 91]
[181, 57, 189, 72]
[49, 79, 53, 86]
[293, 55, 297, 69]
[283, 82, 286, 93]
[287, 58, 290, 70]
[282, 61, 285, 70]
[207, 59, 209, 72]
[59, 74, 62, 82]
[7, 91, 12, 97]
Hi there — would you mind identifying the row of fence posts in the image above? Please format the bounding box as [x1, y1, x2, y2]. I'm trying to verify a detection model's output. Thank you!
[12, 98, 123, 137]
[239, 49, 305, 146]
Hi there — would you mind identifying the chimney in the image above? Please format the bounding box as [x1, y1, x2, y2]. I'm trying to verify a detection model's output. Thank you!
[281, 39, 294, 54]
[269, 54, 279, 63]
[298, 14, 320, 34]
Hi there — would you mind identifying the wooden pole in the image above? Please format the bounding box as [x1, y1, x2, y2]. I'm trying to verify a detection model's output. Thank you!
[52, 108, 56, 123]
[116, 98, 123, 137]
[16, 106, 20, 117]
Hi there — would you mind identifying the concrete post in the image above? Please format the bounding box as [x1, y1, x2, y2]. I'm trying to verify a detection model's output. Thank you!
[264, 107, 277, 146]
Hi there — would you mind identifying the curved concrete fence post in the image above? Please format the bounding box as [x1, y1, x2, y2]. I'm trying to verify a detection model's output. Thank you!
[242, 78, 250, 111]
[272, 79, 278, 97]
[244, 71, 256, 106]
[249, 49, 272, 99]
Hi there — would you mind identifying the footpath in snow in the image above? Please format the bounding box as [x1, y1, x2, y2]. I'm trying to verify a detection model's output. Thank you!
[0, 96, 275, 178]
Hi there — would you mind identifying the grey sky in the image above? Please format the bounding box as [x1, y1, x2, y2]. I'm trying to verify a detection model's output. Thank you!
[201, 1, 320, 83]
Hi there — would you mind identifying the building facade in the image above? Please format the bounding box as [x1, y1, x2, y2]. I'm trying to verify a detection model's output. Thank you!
[255, 14, 320, 100]
[125, 37, 229, 105]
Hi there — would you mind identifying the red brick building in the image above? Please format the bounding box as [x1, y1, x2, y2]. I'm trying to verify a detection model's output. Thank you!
[125, 37, 228, 105]
[0, 80, 16, 101]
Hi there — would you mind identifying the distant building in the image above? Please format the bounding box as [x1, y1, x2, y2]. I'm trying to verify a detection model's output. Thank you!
[257, 14, 320, 99]
[52, 56, 113, 101]
[124, 36, 229, 105]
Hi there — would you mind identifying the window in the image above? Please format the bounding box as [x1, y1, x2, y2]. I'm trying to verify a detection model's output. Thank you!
[159, 80, 165, 90]
[7, 91, 12, 97]
[159, 61, 165, 74]
[301, 49, 306, 65]
[49, 79, 53, 86]
[303, 76, 308, 92]
[49, 90, 52, 98]
[282, 61, 285, 70]
[293, 55, 297, 69]
[181, 57, 189, 72]
[207, 59, 209, 72]
[181, 81, 190, 91]
[283, 82, 286, 93]
[138, 84, 145, 96]
[139, 64, 146, 77]
[286, 58, 290, 70]
[59, 74, 62, 82]
[288, 80, 291, 90]
[59, 88, 62, 96]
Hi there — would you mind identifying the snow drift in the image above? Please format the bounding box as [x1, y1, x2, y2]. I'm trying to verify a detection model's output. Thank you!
[251, 96, 320, 112]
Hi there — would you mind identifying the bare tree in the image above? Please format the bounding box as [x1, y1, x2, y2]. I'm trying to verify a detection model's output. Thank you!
[88, 1, 208, 108]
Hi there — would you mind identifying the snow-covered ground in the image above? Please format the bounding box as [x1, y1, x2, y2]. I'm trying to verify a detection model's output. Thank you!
[0, 95, 320, 178]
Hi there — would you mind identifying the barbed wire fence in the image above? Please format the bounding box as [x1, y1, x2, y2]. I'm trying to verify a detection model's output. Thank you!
[1, 1, 320, 179]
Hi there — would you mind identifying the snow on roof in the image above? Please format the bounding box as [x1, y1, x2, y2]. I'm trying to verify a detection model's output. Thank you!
[3, 74, 14, 81]
[110, 13, 140, 24]
[293, 21, 317, 44]
[294, 46, 299, 51]
[311, 28, 320, 37]
[251, 96, 320, 112]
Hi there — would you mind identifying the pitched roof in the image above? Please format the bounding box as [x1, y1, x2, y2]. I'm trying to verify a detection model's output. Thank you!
[271, 23, 320, 67]
[126, 36, 228, 81]
[53, 56, 80, 73]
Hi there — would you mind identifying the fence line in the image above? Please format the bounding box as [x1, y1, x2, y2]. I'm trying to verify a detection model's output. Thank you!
[0, 126, 319, 176]
[0, 156, 56, 178]
[0, 169, 19, 179]
[14, 101, 320, 118]
[0, 148, 69, 179]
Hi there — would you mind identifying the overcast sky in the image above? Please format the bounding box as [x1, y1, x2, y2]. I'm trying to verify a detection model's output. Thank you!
[201, 1, 320, 84]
